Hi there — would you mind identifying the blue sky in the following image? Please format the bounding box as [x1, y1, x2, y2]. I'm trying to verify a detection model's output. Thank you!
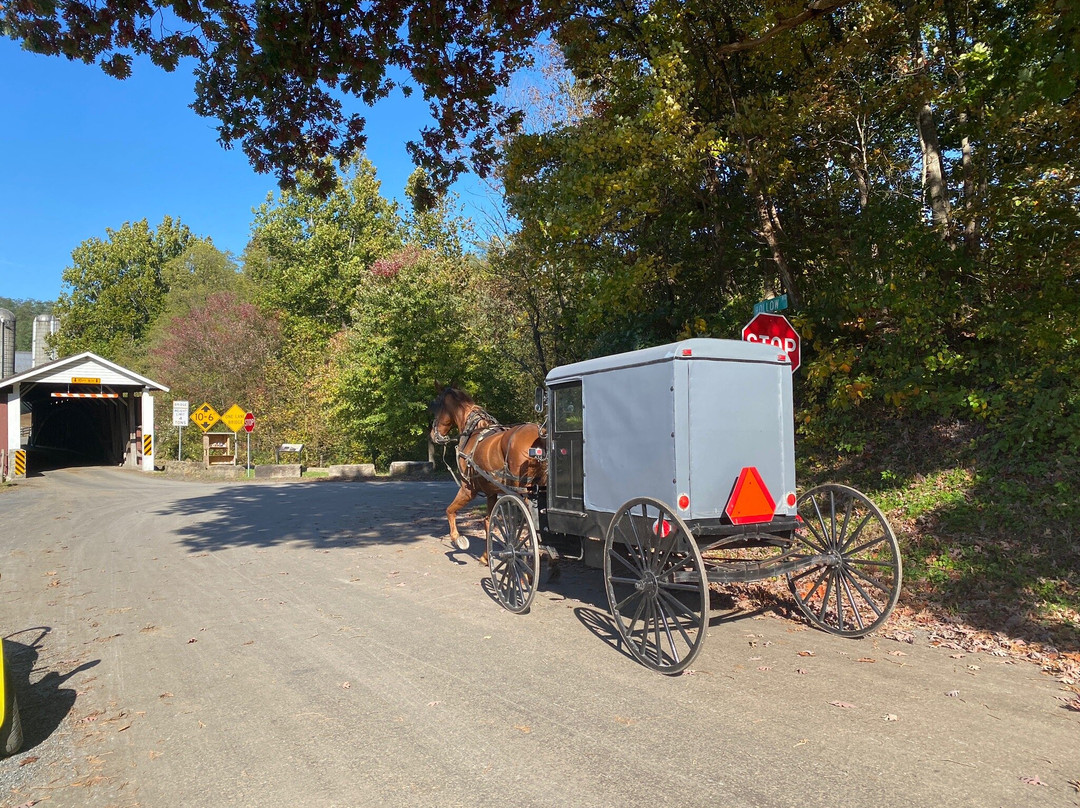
[0, 38, 502, 303]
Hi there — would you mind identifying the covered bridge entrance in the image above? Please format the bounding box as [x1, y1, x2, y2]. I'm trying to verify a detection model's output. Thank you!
[1, 352, 168, 478]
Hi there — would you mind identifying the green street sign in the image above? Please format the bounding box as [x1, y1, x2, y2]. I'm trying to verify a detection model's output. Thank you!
[753, 294, 789, 315]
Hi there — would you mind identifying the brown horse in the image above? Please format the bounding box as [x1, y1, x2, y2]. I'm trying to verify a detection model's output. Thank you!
[430, 386, 546, 552]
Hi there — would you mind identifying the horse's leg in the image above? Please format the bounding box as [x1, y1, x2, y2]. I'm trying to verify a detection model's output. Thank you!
[478, 494, 497, 566]
[446, 485, 476, 551]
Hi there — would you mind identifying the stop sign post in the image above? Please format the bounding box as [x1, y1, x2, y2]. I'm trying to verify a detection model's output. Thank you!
[243, 412, 255, 477]
[742, 312, 800, 372]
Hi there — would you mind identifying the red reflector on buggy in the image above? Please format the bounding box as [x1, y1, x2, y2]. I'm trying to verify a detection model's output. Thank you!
[681, 349, 692, 356]
[725, 467, 777, 525]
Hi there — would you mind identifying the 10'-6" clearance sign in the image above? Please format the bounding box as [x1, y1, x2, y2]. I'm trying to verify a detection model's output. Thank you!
[742, 312, 800, 372]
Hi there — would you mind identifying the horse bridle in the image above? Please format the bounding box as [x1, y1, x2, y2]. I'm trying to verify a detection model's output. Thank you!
[430, 404, 499, 448]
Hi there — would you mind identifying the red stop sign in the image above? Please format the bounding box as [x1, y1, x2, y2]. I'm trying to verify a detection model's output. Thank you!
[742, 313, 800, 372]
[243, 412, 255, 433]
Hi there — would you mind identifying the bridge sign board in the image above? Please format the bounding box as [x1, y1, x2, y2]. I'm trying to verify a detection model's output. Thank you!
[220, 404, 248, 433]
[742, 312, 801, 372]
[172, 400, 190, 427]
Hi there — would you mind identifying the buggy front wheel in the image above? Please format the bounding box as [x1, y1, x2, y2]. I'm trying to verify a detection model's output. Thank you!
[487, 495, 540, 614]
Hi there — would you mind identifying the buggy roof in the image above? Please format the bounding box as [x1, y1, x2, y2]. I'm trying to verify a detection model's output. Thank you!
[545, 338, 790, 384]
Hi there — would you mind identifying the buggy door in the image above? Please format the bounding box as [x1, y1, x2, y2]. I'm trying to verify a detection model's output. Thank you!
[549, 382, 584, 512]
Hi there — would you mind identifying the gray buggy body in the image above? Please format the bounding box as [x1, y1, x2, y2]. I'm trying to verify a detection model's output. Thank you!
[543, 338, 797, 538]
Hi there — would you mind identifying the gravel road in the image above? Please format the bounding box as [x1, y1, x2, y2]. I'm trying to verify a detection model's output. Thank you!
[0, 467, 1076, 807]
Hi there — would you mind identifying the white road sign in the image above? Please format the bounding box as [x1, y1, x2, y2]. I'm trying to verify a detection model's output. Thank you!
[172, 400, 190, 427]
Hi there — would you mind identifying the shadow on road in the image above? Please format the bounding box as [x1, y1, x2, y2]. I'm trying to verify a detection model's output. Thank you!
[3, 628, 99, 752]
[158, 480, 463, 553]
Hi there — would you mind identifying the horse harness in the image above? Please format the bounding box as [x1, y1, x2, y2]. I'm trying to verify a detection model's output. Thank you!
[436, 405, 536, 494]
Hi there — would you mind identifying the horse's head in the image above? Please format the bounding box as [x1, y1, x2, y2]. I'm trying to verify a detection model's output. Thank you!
[430, 385, 472, 445]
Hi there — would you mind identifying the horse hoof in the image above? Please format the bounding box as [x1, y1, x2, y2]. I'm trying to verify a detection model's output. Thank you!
[452, 535, 469, 551]
[479, 551, 489, 567]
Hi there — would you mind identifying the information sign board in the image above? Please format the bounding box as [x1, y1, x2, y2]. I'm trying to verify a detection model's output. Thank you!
[172, 400, 190, 427]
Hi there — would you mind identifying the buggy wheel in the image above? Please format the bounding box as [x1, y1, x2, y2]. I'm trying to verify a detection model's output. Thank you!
[787, 484, 902, 637]
[487, 495, 540, 614]
[604, 497, 708, 675]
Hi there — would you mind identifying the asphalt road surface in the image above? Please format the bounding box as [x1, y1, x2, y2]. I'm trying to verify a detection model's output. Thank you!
[0, 467, 1076, 807]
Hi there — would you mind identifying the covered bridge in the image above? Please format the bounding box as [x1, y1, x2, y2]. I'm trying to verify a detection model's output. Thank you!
[1, 352, 168, 478]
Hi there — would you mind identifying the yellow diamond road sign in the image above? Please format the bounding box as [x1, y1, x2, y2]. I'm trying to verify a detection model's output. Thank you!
[220, 404, 248, 433]
[191, 403, 221, 432]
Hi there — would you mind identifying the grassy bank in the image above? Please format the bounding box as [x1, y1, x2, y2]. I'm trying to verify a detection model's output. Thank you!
[799, 418, 1080, 652]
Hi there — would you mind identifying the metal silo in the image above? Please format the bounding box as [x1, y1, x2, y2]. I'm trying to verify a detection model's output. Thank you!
[32, 314, 59, 367]
[0, 309, 14, 379]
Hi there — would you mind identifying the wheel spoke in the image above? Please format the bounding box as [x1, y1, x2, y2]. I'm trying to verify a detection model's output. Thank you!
[840, 512, 875, 553]
[834, 570, 845, 631]
[610, 545, 645, 577]
[836, 494, 854, 549]
[844, 570, 884, 618]
[844, 534, 888, 559]
[847, 564, 894, 595]
[792, 565, 830, 601]
[657, 586, 701, 626]
[656, 602, 682, 665]
[840, 572, 865, 631]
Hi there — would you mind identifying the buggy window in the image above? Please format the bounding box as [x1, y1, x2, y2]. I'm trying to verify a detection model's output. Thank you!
[554, 384, 583, 432]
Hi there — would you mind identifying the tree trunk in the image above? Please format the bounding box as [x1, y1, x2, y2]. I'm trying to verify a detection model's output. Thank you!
[917, 103, 952, 234]
[749, 174, 800, 309]
[959, 109, 979, 257]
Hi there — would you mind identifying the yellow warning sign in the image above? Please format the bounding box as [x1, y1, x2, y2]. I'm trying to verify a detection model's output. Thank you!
[13, 450, 26, 477]
[220, 404, 247, 433]
[190, 403, 221, 432]
[143, 433, 153, 457]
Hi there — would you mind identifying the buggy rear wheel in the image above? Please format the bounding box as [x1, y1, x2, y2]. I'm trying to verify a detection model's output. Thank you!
[487, 495, 540, 614]
[787, 484, 902, 637]
[604, 497, 708, 675]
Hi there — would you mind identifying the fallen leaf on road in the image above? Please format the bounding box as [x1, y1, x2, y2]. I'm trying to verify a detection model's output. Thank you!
[515, 725, 532, 733]
[1067, 779, 1079, 792]
[428, 701, 442, 707]
[614, 716, 637, 726]
[149, 750, 162, 759]
[857, 658, 877, 663]
[796, 668, 808, 675]
[757, 666, 772, 672]
[967, 664, 981, 671]
[1019, 776, 1047, 786]
[342, 682, 351, 689]
[798, 650, 816, 657]
[794, 739, 808, 746]
[187, 638, 197, 644]
[884, 714, 898, 721]
[945, 690, 960, 698]
[159, 693, 173, 699]
[829, 701, 856, 709]
[888, 650, 908, 657]
[950, 653, 964, 659]
[18, 756, 38, 766]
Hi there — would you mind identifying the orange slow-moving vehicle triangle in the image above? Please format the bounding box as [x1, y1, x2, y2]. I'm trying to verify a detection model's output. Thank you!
[725, 467, 777, 525]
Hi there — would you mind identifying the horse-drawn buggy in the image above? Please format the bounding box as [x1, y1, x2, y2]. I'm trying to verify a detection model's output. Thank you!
[432, 338, 902, 674]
